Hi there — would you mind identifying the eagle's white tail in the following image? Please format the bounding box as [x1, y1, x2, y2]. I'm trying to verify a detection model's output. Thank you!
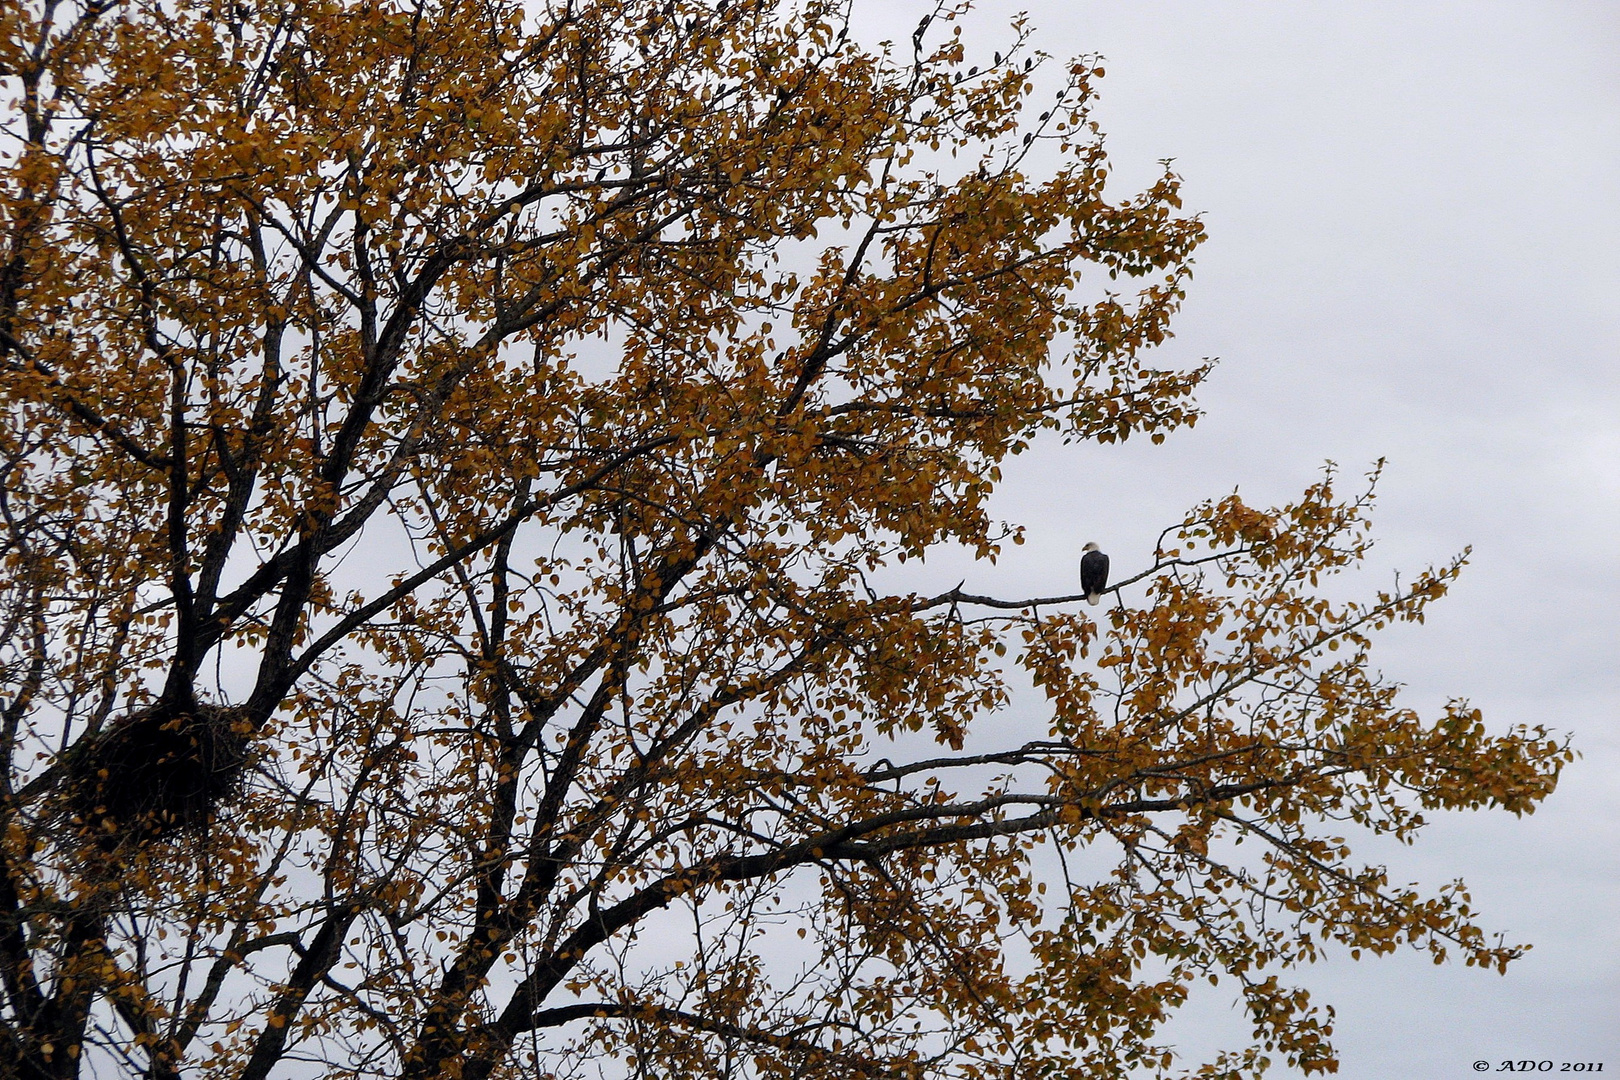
[1086, 593, 1100, 606]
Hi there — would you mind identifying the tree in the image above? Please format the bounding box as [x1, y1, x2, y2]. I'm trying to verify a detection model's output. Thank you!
[0, 0, 1569, 1077]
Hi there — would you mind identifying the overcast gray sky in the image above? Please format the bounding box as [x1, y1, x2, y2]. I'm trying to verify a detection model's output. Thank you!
[853, 2, 1618, 1075]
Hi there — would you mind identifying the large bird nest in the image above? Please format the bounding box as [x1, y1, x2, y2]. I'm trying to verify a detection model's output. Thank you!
[66, 702, 251, 845]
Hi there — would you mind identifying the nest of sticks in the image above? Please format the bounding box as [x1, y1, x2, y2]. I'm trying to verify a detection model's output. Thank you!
[66, 702, 251, 844]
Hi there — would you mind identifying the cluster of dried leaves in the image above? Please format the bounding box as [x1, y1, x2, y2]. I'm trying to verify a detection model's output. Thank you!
[0, 0, 1569, 1077]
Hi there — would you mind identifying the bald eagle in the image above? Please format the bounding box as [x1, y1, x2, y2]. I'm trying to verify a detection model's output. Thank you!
[1080, 542, 1109, 606]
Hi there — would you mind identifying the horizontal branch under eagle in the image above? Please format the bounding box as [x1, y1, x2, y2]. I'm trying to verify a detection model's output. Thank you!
[913, 545, 1251, 613]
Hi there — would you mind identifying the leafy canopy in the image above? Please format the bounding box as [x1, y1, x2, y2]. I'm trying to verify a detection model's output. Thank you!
[0, 0, 1567, 1078]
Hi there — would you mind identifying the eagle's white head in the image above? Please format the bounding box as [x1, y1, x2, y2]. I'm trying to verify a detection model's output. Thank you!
[1082, 542, 1100, 552]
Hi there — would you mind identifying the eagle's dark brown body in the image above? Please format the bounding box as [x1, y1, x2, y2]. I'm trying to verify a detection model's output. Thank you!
[1081, 544, 1109, 605]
